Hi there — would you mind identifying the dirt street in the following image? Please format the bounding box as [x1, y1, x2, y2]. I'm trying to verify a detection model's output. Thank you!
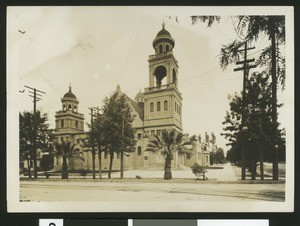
[20, 180, 285, 202]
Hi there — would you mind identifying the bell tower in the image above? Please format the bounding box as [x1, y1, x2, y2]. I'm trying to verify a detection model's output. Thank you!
[55, 85, 85, 143]
[143, 23, 183, 133]
[148, 22, 179, 89]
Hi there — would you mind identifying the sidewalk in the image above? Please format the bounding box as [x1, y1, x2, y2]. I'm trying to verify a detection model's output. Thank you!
[206, 162, 238, 181]
[110, 162, 238, 181]
[20, 163, 239, 181]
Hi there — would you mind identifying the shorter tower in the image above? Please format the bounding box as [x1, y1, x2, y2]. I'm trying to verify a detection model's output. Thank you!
[55, 85, 85, 142]
[54, 85, 86, 170]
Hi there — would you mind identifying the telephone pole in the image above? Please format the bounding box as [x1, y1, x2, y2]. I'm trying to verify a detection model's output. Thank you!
[89, 107, 96, 179]
[120, 115, 125, 179]
[93, 106, 102, 179]
[233, 41, 256, 180]
[24, 85, 46, 179]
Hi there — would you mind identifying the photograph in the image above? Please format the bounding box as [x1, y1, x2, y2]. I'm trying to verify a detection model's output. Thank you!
[6, 6, 294, 212]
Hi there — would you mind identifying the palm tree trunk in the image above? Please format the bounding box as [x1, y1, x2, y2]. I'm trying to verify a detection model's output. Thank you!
[164, 155, 172, 180]
[270, 16, 279, 181]
[98, 150, 102, 179]
[27, 158, 32, 178]
[108, 150, 114, 179]
[251, 159, 256, 180]
[62, 156, 68, 179]
[120, 150, 124, 179]
[92, 148, 96, 179]
[260, 145, 264, 180]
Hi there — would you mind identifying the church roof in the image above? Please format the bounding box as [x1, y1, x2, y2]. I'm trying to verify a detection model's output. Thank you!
[63, 86, 77, 99]
[156, 26, 171, 37]
[134, 90, 144, 102]
[114, 85, 144, 121]
[127, 96, 144, 121]
[153, 23, 175, 48]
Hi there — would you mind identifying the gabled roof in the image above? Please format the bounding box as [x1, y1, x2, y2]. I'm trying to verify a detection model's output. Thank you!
[114, 85, 144, 121]
[127, 95, 144, 121]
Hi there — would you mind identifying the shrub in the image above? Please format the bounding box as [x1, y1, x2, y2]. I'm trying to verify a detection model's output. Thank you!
[44, 171, 50, 179]
[80, 168, 89, 177]
[191, 162, 207, 180]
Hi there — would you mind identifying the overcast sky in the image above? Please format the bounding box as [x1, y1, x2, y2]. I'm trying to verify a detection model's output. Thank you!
[7, 6, 293, 150]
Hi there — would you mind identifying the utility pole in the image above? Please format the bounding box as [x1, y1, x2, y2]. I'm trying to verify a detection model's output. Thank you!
[270, 16, 279, 181]
[120, 115, 125, 179]
[233, 41, 256, 180]
[24, 85, 46, 179]
[89, 107, 96, 179]
[93, 106, 102, 180]
[259, 119, 264, 181]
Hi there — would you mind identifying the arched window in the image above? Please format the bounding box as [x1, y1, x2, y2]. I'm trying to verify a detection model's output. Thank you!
[157, 101, 161, 111]
[150, 102, 154, 112]
[68, 104, 72, 110]
[61, 120, 64, 128]
[166, 44, 169, 52]
[173, 69, 177, 85]
[63, 104, 66, 111]
[159, 44, 163, 53]
[137, 146, 142, 155]
[164, 100, 168, 110]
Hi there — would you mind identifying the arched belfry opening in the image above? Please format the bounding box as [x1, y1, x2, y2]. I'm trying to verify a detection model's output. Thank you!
[154, 65, 167, 89]
[172, 69, 177, 86]
[159, 44, 163, 54]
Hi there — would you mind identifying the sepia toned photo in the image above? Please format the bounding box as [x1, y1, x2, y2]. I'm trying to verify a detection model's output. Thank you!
[7, 6, 294, 212]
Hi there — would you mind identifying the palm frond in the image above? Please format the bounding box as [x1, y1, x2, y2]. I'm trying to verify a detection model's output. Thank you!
[146, 129, 194, 158]
[191, 16, 221, 27]
[219, 40, 244, 70]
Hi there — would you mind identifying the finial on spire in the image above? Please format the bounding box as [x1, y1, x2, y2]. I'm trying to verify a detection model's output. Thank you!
[69, 82, 72, 91]
[116, 84, 121, 92]
[162, 20, 165, 29]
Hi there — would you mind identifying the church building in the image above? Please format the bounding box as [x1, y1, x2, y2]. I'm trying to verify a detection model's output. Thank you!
[53, 24, 210, 172]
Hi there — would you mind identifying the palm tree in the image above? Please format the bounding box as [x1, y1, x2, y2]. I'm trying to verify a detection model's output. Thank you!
[53, 140, 83, 179]
[146, 130, 193, 180]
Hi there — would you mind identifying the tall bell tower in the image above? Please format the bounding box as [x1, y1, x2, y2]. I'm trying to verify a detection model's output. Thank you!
[143, 23, 183, 135]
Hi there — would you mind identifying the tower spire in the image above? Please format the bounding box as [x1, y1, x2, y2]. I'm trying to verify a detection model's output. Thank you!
[162, 20, 165, 29]
[69, 82, 72, 91]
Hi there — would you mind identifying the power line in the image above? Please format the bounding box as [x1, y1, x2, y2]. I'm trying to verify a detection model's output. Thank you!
[180, 66, 220, 84]
[118, 18, 145, 78]
[180, 76, 241, 89]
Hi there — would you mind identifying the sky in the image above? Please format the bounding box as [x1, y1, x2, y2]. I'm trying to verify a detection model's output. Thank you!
[7, 6, 293, 151]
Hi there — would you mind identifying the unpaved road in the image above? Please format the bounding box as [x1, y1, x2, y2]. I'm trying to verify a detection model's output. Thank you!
[20, 181, 285, 202]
